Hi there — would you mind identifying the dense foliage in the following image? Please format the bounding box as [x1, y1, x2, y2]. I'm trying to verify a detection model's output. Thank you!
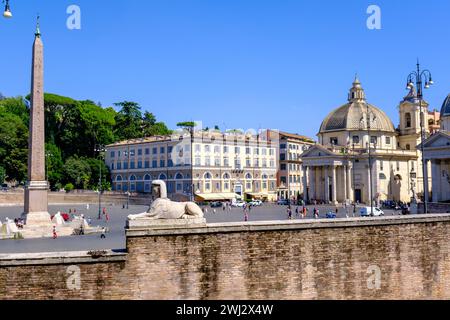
[0, 93, 172, 190]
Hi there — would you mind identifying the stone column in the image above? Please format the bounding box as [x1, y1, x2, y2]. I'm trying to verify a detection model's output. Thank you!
[347, 164, 353, 202]
[332, 165, 337, 204]
[23, 27, 51, 226]
[302, 166, 308, 201]
[309, 167, 316, 200]
[324, 166, 330, 203]
[343, 165, 347, 201]
[432, 160, 441, 203]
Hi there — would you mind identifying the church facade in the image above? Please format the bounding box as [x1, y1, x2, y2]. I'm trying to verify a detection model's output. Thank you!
[420, 95, 450, 203]
[300, 78, 433, 205]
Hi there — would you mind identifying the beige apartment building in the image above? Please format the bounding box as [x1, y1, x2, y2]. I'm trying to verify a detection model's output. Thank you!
[105, 130, 279, 202]
[273, 131, 315, 201]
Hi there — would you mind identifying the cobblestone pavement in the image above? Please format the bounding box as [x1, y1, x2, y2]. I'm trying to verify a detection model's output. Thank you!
[0, 203, 398, 253]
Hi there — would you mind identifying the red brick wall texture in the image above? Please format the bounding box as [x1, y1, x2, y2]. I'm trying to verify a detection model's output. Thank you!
[1, 222, 450, 300]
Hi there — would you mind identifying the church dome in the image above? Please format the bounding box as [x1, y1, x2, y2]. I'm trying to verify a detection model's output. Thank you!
[440, 94, 450, 117]
[319, 78, 395, 133]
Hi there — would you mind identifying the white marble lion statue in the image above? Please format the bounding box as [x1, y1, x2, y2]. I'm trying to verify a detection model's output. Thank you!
[127, 180, 204, 220]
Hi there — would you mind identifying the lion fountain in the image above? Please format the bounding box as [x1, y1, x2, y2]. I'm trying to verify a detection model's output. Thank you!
[127, 180, 205, 227]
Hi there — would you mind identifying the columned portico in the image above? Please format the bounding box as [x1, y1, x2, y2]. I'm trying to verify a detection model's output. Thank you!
[331, 165, 337, 204]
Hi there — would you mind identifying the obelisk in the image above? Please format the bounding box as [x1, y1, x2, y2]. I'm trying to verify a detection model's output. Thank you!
[23, 18, 51, 226]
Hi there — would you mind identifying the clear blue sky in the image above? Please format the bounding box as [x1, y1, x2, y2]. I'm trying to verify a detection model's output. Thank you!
[1, 0, 449, 139]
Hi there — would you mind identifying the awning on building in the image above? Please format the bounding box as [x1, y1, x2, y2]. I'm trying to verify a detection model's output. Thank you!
[246, 192, 269, 198]
[195, 193, 239, 201]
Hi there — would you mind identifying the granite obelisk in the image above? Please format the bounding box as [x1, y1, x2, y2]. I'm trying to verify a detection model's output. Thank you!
[23, 19, 51, 226]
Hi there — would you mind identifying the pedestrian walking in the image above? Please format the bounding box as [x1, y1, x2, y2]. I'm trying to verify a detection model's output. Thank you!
[86, 203, 90, 210]
[244, 211, 249, 222]
[52, 226, 57, 239]
[287, 208, 292, 220]
[295, 207, 299, 218]
[213, 209, 216, 214]
[105, 212, 110, 222]
[101, 227, 106, 239]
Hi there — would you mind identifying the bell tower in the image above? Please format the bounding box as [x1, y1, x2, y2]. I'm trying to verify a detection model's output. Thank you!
[398, 86, 429, 151]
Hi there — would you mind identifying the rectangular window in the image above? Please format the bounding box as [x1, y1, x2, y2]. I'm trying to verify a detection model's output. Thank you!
[123, 162, 128, 170]
[130, 162, 135, 169]
[380, 161, 384, 171]
[118, 151, 121, 157]
[280, 154, 286, 161]
[330, 137, 338, 145]
[262, 148, 267, 156]
[204, 145, 210, 153]
[280, 144, 287, 150]
[160, 147, 165, 154]
[352, 136, 360, 144]
[214, 146, 221, 154]
[130, 149, 135, 157]
[396, 161, 400, 171]
[370, 136, 377, 145]
[195, 157, 201, 166]
[168, 159, 174, 167]
[152, 160, 157, 168]
[137, 161, 143, 169]
[111, 163, 115, 170]
[246, 159, 251, 167]
[205, 157, 211, 166]
[117, 162, 122, 170]
[385, 137, 391, 145]
[246, 147, 251, 155]
[235, 147, 240, 154]
[223, 146, 229, 153]
[110, 151, 116, 158]
[224, 157, 229, 167]
[145, 148, 150, 155]
[160, 160, 165, 167]
[280, 164, 287, 170]
[138, 149, 142, 156]
[195, 144, 201, 152]
[168, 146, 173, 153]
[144, 161, 150, 169]
[215, 158, 221, 166]
[153, 147, 158, 155]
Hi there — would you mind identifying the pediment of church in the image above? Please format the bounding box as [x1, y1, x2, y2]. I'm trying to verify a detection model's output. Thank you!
[301, 145, 337, 158]
[420, 131, 450, 149]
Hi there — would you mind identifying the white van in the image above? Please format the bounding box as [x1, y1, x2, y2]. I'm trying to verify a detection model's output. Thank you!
[360, 207, 384, 217]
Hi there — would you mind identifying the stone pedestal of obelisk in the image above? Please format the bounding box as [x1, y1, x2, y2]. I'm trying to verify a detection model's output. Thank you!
[21, 23, 54, 235]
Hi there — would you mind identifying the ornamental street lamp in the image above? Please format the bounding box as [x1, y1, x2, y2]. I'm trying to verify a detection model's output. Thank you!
[406, 61, 434, 214]
[366, 103, 374, 216]
[3, 0, 12, 18]
[94, 144, 106, 219]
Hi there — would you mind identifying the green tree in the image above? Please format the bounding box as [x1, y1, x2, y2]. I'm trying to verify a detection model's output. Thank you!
[63, 157, 92, 189]
[114, 101, 143, 140]
[45, 143, 64, 189]
[84, 157, 111, 190]
[0, 112, 28, 183]
[0, 166, 5, 184]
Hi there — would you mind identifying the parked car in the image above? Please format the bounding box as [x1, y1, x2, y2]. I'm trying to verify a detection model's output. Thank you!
[210, 201, 223, 208]
[360, 207, 385, 217]
[232, 201, 246, 208]
[277, 199, 289, 205]
[326, 212, 337, 219]
[401, 204, 411, 215]
[249, 200, 263, 206]
[1, 184, 8, 191]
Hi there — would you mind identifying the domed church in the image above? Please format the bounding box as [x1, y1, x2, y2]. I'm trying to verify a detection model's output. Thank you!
[301, 77, 426, 205]
[419, 95, 450, 203]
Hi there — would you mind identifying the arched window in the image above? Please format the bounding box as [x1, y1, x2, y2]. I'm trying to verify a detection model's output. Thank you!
[222, 173, 231, 191]
[159, 173, 167, 180]
[116, 175, 123, 182]
[204, 172, 212, 180]
[175, 173, 184, 180]
[405, 113, 412, 128]
[223, 173, 231, 180]
[245, 173, 252, 180]
[379, 173, 387, 180]
[406, 144, 411, 150]
[129, 175, 136, 181]
[144, 174, 151, 181]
